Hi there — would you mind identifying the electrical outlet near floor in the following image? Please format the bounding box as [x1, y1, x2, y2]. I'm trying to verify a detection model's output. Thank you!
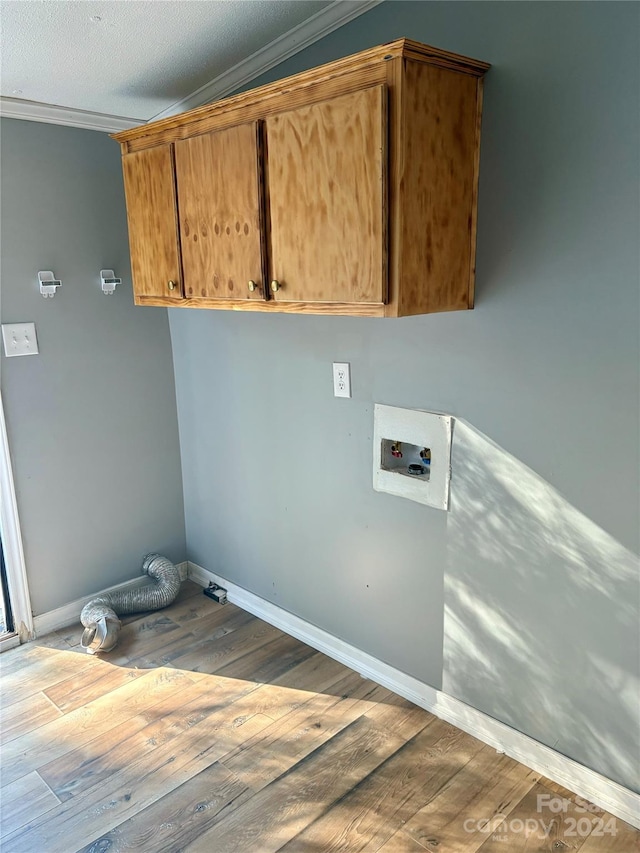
[333, 362, 351, 398]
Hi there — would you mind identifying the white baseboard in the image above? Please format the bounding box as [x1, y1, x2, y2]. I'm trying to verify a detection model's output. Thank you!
[188, 561, 640, 829]
[0, 633, 21, 653]
[32, 561, 189, 637]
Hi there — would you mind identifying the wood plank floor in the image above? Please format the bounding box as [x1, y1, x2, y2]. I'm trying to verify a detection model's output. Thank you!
[1, 581, 637, 852]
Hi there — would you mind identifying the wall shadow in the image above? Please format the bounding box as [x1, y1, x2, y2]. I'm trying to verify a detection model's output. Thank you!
[444, 419, 640, 792]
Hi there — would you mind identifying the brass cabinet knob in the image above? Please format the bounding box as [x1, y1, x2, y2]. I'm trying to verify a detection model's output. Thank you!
[271, 280, 280, 293]
[247, 280, 257, 293]
[168, 280, 176, 291]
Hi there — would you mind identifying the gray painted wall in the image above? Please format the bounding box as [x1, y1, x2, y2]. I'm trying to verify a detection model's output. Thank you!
[1, 118, 186, 616]
[170, 1, 639, 791]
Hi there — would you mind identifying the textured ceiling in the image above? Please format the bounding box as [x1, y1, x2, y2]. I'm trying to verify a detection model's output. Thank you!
[0, 0, 340, 122]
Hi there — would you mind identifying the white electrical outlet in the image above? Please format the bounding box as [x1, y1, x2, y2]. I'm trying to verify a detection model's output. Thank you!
[333, 362, 351, 398]
[2, 323, 39, 357]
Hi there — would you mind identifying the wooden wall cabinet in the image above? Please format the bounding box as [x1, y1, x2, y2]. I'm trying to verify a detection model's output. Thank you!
[114, 39, 489, 318]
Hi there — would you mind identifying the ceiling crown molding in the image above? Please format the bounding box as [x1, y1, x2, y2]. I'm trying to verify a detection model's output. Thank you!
[0, 97, 142, 134]
[148, 0, 384, 122]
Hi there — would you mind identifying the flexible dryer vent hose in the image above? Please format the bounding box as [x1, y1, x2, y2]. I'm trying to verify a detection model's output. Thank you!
[80, 553, 180, 655]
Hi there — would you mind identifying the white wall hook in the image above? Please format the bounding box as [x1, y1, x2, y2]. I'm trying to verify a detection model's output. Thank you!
[99, 269, 121, 295]
[38, 270, 62, 298]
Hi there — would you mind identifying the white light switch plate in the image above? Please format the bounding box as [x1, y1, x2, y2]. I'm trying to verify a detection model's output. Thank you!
[2, 323, 39, 357]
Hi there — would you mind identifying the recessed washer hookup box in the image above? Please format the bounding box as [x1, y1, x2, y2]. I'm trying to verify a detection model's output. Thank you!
[373, 404, 452, 510]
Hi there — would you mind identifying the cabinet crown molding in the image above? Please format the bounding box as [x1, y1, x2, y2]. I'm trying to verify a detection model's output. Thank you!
[113, 39, 489, 146]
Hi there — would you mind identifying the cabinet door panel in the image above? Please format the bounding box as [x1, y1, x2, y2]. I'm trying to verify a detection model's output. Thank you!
[174, 123, 265, 301]
[122, 146, 183, 300]
[266, 86, 386, 305]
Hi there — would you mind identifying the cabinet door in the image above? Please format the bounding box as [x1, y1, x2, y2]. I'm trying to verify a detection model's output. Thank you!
[174, 123, 265, 301]
[122, 146, 183, 300]
[266, 86, 386, 305]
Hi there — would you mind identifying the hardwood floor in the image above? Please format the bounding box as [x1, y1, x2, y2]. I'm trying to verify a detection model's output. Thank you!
[1, 581, 637, 852]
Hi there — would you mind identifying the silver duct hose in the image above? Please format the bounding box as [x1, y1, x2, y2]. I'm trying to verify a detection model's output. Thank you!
[80, 553, 181, 655]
